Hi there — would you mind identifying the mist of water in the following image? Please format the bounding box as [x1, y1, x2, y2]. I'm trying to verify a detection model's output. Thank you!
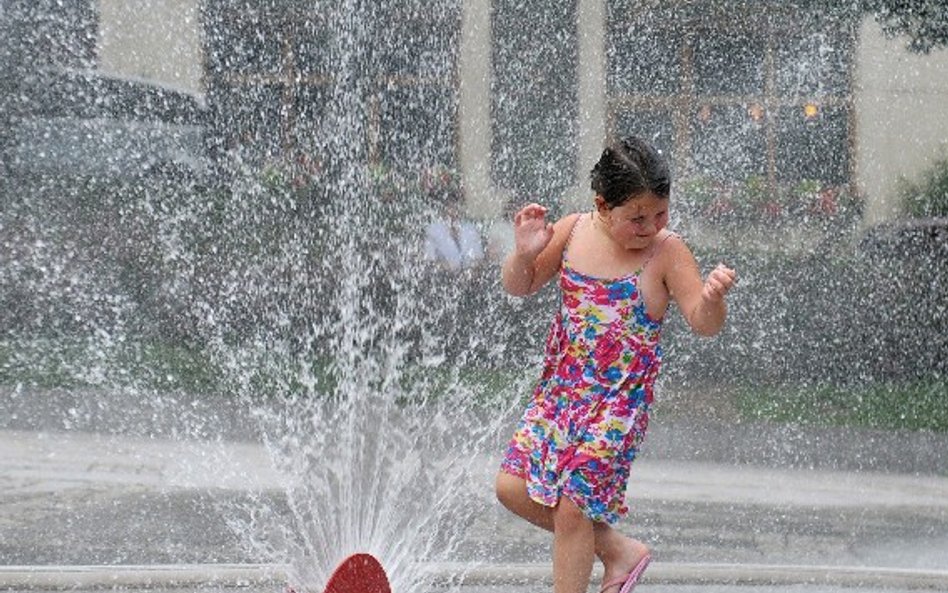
[2, 0, 947, 590]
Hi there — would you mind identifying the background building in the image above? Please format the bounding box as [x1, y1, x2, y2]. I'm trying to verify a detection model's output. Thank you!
[4, 0, 946, 229]
[1, 0, 205, 179]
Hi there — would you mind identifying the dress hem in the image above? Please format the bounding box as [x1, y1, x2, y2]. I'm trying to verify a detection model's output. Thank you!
[498, 463, 621, 525]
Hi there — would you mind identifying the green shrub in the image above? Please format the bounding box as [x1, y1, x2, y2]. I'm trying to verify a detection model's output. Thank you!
[735, 381, 948, 433]
[901, 157, 948, 217]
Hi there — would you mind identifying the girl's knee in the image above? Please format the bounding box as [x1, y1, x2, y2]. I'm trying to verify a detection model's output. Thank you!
[494, 471, 523, 510]
[553, 496, 591, 532]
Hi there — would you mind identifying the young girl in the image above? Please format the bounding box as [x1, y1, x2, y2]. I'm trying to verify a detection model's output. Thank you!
[496, 136, 736, 593]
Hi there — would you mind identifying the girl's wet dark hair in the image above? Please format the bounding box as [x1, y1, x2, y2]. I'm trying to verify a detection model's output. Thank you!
[590, 136, 671, 207]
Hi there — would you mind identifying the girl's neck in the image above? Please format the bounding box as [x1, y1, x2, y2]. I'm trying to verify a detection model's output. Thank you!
[591, 210, 652, 254]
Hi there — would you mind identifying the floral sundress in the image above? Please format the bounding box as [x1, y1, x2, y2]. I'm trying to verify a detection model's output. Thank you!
[500, 214, 665, 524]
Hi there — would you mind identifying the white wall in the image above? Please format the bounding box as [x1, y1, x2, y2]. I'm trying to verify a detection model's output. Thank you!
[96, 0, 205, 97]
[563, 0, 607, 213]
[458, 0, 496, 219]
[855, 18, 948, 226]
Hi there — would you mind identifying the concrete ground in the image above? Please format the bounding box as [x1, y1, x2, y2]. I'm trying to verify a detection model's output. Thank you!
[1, 388, 948, 591]
[2, 427, 948, 591]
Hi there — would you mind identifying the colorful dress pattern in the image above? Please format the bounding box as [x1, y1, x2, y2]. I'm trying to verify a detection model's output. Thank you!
[501, 221, 664, 524]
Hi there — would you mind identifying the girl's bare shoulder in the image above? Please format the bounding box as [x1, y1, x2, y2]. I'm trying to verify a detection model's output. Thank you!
[653, 231, 699, 272]
[546, 211, 584, 248]
[659, 229, 692, 253]
[554, 211, 583, 232]
[527, 212, 585, 291]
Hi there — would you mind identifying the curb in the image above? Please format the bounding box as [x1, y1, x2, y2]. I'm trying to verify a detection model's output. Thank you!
[2, 562, 948, 591]
[0, 564, 284, 591]
[446, 562, 948, 590]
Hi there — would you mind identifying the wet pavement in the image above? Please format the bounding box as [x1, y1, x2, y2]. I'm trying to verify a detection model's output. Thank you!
[2, 389, 948, 591]
[2, 427, 948, 590]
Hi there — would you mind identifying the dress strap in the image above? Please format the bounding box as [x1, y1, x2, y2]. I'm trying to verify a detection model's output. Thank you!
[642, 231, 676, 270]
[562, 212, 587, 259]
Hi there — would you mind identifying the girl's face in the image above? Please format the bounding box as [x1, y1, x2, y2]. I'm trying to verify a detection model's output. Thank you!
[596, 192, 669, 250]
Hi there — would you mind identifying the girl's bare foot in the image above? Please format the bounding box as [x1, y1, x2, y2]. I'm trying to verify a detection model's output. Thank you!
[598, 536, 649, 593]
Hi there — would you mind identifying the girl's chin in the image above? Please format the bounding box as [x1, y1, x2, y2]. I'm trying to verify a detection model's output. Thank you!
[623, 237, 655, 250]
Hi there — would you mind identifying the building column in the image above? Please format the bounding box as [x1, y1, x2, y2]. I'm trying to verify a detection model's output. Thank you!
[563, 0, 607, 211]
[458, 0, 496, 219]
[96, 0, 205, 96]
[855, 18, 948, 228]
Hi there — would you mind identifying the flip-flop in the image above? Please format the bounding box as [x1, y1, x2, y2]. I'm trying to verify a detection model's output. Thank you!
[598, 553, 652, 593]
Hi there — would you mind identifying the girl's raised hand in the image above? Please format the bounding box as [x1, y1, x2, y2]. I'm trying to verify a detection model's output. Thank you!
[702, 264, 737, 303]
[513, 203, 554, 259]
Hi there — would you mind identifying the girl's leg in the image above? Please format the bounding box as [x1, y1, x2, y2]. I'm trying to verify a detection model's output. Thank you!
[594, 522, 651, 593]
[552, 496, 595, 593]
[496, 472, 650, 591]
[494, 471, 555, 530]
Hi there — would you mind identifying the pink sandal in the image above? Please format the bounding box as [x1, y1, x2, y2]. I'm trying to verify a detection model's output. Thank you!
[599, 553, 652, 593]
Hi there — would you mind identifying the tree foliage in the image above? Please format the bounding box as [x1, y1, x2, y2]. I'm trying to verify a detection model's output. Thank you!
[900, 157, 948, 218]
[863, 0, 948, 53]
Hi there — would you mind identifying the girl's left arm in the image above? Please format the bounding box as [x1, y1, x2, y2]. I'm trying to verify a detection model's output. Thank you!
[664, 239, 736, 337]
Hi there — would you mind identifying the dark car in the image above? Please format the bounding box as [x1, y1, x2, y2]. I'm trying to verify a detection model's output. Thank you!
[5, 66, 208, 180]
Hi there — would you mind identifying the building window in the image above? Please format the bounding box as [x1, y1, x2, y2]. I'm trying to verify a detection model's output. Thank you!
[6, 1, 98, 71]
[691, 103, 767, 180]
[776, 103, 850, 184]
[692, 31, 765, 96]
[608, 29, 681, 96]
[205, 2, 459, 179]
[368, 4, 460, 172]
[213, 82, 286, 162]
[776, 30, 851, 96]
[606, 2, 856, 213]
[374, 84, 457, 169]
[612, 107, 675, 163]
[204, 5, 300, 167]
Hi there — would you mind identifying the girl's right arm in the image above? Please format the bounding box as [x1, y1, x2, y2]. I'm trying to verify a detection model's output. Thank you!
[663, 238, 736, 336]
[501, 204, 578, 296]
